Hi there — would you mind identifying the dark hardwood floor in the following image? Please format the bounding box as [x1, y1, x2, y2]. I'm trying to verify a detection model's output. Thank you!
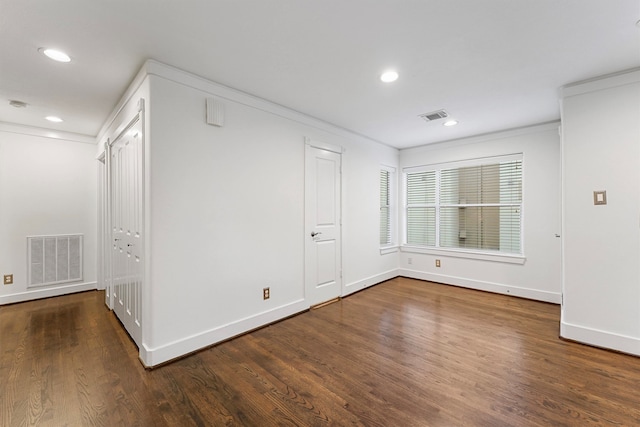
[2, 277, 640, 426]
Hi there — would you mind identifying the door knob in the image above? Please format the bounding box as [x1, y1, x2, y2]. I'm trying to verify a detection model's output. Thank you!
[311, 231, 322, 237]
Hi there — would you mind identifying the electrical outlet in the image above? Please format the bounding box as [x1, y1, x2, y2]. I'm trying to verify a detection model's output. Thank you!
[435, 259, 441, 268]
[263, 287, 270, 300]
[4, 274, 13, 285]
[408, 257, 413, 265]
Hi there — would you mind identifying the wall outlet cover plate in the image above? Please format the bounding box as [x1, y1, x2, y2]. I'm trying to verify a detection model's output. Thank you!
[593, 190, 607, 205]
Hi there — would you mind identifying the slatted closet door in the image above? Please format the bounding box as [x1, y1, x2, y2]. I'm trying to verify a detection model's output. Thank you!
[110, 109, 143, 347]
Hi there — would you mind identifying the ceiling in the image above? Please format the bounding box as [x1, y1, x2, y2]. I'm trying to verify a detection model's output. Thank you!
[1, 0, 639, 149]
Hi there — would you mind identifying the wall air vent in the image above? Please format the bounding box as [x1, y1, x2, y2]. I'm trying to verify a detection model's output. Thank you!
[419, 110, 449, 122]
[28, 234, 83, 288]
[206, 97, 224, 127]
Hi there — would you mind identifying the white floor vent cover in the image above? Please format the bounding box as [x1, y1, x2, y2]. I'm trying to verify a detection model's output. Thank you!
[28, 234, 83, 287]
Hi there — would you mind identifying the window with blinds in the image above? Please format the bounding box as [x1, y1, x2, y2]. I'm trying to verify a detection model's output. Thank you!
[405, 156, 523, 255]
[406, 170, 436, 246]
[380, 166, 396, 247]
[380, 169, 390, 245]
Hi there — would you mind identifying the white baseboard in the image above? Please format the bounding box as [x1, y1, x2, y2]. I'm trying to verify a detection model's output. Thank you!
[398, 268, 561, 304]
[343, 269, 399, 297]
[140, 269, 401, 367]
[0, 281, 98, 305]
[560, 321, 640, 356]
[140, 299, 309, 367]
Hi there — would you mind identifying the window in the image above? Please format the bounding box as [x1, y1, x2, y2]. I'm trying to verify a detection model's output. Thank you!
[406, 170, 436, 246]
[380, 166, 396, 248]
[404, 155, 522, 256]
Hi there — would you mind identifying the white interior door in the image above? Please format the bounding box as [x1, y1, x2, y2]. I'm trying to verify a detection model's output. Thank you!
[305, 142, 342, 307]
[109, 112, 143, 347]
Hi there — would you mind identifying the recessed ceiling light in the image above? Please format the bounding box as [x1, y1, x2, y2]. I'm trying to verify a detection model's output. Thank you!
[380, 70, 399, 83]
[443, 120, 459, 127]
[39, 48, 71, 63]
[45, 116, 64, 123]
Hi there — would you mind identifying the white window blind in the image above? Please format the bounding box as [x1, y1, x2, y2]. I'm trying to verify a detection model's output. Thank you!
[380, 169, 391, 245]
[406, 170, 436, 246]
[405, 156, 522, 255]
[380, 166, 397, 248]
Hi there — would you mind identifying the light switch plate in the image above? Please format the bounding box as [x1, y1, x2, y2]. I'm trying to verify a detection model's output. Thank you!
[593, 190, 607, 205]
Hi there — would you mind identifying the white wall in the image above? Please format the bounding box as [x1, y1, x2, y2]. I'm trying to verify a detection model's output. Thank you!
[139, 62, 398, 365]
[398, 124, 562, 303]
[342, 136, 400, 294]
[560, 69, 640, 355]
[0, 127, 97, 304]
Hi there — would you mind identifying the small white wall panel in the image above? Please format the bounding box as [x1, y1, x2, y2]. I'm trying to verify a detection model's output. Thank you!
[206, 97, 224, 127]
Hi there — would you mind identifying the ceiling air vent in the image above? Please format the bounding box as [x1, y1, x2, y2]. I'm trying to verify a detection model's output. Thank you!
[419, 110, 449, 122]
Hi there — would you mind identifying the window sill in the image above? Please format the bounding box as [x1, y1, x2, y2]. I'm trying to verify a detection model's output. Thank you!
[401, 245, 526, 265]
[380, 246, 399, 255]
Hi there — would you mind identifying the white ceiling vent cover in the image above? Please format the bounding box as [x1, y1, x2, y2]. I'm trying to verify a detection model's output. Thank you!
[419, 110, 449, 122]
[28, 234, 83, 288]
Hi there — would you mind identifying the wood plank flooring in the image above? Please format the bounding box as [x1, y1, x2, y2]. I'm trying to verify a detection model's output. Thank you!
[2, 277, 640, 426]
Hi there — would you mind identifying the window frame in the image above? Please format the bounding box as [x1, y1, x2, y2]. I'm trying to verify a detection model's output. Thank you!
[402, 154, 525, 264]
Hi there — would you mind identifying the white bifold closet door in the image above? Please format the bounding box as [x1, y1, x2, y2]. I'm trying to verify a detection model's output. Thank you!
[109, 111, 143, 347]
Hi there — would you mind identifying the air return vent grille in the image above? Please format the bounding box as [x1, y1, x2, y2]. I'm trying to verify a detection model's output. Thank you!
[206, 97, 224, 127]
[419, 110, 449, 122]
[28, 234, 83, 288]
